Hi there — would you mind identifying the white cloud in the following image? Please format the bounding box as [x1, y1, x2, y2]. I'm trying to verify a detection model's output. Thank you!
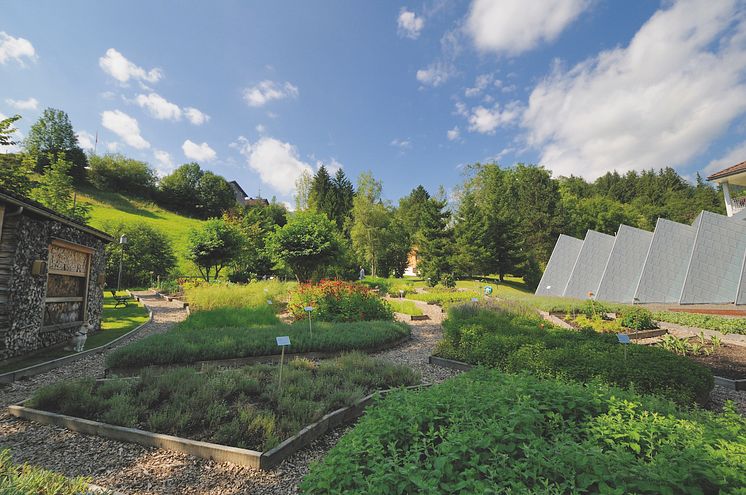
[0, 32, 36, 65]
[447, 126, 461, 141]
[99, 48, 162, 84]
[135, 93, 181, 120]
[466, 0, 590, 55]
[101, 110, 150, 149]
[522, 0, 746, 179]
[256, 124, 266, 134]
[182, 139, 216, 162]
[317, 158, 344, 174]
[243, 80, 299, 107]
[465, 74, 492, 97]
[704, 141, 746, 177]
[106, 142, 120, 152]
[416, 61, 454, 87]
[184, 107, 209, 125]
[76, 131, 95, 150]
[398, 9, 424, 39]
[6, 97, 38, 110]
[235, 136, 313, 195]
[390, 138, 412, 149]
[468, 102, 521, 134]
[153, 149, 174, 175]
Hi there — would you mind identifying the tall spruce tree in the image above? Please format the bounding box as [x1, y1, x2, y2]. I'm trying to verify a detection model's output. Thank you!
[452, 191, 490, 277]
[416, 193, 453, 285]
[331, 168, 354, 231]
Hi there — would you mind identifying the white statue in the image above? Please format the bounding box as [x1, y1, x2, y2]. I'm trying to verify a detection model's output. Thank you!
[71, 323, 90, 352]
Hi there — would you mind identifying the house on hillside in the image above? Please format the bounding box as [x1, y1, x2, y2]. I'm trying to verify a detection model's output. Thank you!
[536, 159, 746, 305]
[229, 180, 269, 207]
[0, 187, 113, 361]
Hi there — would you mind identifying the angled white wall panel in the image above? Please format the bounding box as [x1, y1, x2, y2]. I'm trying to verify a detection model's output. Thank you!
[595, 224, 653, 303]
[634, 218, 698, 303]
[680, 211, 746, 304]
[535, 234, 583, 296]
[734, 249, 746, 305]
[563, 230, 615, 299]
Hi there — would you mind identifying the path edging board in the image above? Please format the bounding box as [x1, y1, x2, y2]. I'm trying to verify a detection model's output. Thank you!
[0, 306, 154, 384]
[106, 334, 413, 377]
[9, 384, 430, 470]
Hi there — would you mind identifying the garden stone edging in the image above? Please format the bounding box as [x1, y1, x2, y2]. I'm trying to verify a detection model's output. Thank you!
[105, 334, 413, 377]
[0, 306, 154, 384]
[8, 384, 430, 470]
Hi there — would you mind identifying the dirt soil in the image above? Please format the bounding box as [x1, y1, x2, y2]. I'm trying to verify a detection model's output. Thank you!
[684, 341, 746, 380]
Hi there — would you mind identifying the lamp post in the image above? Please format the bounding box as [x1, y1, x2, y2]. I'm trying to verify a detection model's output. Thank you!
[117, 234, 128, 293]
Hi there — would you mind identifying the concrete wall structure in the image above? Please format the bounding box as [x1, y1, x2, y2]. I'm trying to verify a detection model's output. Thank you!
[680, 211, 746, 304]
[535, 234, 583, 296]
[563, 230, 615, 299]
[595, 225, 653, 303]
[634, 218, 699, 304]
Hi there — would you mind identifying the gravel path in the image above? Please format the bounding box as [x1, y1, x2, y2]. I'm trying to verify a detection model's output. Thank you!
[0, 294, 454, 495]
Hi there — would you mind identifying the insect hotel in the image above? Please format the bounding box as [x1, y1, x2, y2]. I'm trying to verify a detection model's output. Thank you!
[0, 187, 112, 361]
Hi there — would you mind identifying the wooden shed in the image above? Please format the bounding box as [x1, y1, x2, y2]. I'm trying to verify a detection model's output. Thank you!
[0, 187, 113, 361]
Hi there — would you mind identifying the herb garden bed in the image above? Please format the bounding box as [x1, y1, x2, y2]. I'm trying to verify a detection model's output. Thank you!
[13, 354, 419, 469]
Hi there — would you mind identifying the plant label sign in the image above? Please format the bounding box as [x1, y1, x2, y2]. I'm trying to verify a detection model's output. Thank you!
[616, 333, 630, 345]
[304, 306, 314, 312]
[484, 286, 493, 295]
[471, 297, 478, 302]
[276, 336, 291, 346]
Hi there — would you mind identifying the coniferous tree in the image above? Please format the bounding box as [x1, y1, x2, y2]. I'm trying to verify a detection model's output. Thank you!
[452, 191, 490, 277]
[416, 193, 453, 286]
[308, 165, 334, 217]
[331, 168, 354, 231]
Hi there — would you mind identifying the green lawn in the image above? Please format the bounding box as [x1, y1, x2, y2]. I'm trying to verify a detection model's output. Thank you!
[0, 291, 150, 374]
[387, 299, 424, 316]
[77, 187, 204, 275]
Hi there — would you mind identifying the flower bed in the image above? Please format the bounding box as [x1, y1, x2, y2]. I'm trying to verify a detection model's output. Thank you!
[105, 310, 410, 370]
[434, 301, 712, 405]
[184, 279, 294, 312]
[288, 280, 393, 322]
[407, 288, 481, 307]
[30, 353, 419, 453]
[386, 299, 424, 316]
[300, 369, 746, 494]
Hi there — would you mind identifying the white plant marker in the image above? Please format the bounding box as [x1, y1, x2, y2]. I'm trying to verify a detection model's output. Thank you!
[276, 336, 291, 392]
[304, 306, 314, 338]
[617, 333, 630, 361]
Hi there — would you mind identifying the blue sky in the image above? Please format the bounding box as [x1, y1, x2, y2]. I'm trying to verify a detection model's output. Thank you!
[3, 0, 746, 205]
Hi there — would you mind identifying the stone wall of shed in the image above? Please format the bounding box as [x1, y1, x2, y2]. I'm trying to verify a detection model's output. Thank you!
[1, 213, 107, 360]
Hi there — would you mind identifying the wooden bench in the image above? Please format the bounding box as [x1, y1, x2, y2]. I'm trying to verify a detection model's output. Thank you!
[110, 290, 132, 308]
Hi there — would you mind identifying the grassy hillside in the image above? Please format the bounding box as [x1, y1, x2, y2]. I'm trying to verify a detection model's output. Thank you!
[77, 187, 204, 275]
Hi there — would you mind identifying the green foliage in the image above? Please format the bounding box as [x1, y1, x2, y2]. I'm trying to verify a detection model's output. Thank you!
[440, 273, 456, 288]
[618, 306, 657, 330]
[0, 152, 33, 196]
[301, 370, 746, 494]
[158, 163, 235, 218]
[101, 221, 176, 288]
[652, 311, 746, 335]
[183, 279, 293, 311]
[30, 153, 91, 222]
[408, 288, 480, 307]
[267, 211, 341, 281]
[224, 202, 288, 280]
[23, 107, 87, 181]
[88, 153, 157, 197]
[288, 280, 394, 322]
[0, 114, 21, 146]
[31, 353, 419, 452]
[436, 301, 713, 405]
[0, 449, 92, 494]
[186, 218, 244, 281]
[105, 315, 409, 369]
[417, 191, 453, 283]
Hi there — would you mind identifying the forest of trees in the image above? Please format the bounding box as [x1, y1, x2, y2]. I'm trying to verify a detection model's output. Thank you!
[0, 109, 725, 288]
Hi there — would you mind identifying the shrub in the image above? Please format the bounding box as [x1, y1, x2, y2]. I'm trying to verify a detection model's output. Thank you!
[31, 353, 419, 452]
[619, 306, 657, 330]
[652, 311, 746, 336]
[288, 280, 393, 322]
[435, 301, 712, 405]
[300, 370, 746, 494]
[358, 277, 391, 294]
[441, 273, 456, 288]
[88, 153, 157, 197]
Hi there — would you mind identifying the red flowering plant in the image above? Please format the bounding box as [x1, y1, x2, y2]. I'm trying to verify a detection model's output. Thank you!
[288, 280, 394, 322]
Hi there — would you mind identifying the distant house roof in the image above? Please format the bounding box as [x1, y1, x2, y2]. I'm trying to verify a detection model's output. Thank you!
[0, 186, 113, 242]
[229, 180, 248, 199]
[707, 160, 746, 181]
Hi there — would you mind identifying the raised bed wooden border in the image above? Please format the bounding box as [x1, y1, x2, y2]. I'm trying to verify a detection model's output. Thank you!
[8, 384, 428, 470]
[0, 306, 154, 384]
[714, 375, 746, 391]
[106, 334, 413, 377]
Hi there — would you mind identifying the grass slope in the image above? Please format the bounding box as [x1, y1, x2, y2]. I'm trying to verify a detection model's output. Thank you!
[77, 187, 204, 275]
